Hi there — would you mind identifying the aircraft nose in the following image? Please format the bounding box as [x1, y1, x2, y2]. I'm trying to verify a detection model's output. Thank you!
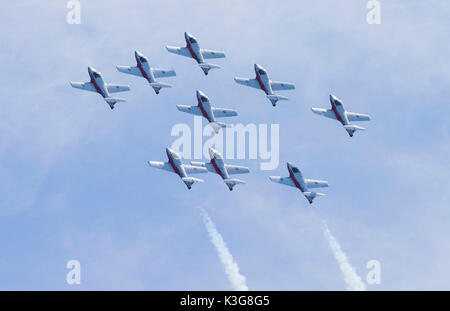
[286, 162, 293, 169]
[208, 147, 217, 157]
[166, 147, 174, 155]
[135, 50, 142, 57]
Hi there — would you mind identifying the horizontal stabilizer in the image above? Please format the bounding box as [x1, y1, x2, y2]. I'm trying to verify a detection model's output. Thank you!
[343, 124, 366, 137]
[267, 94, 288, 106]
[105, 97, 126, 109]
[303, 191, 326, 204]
[150, 82, 172, 94]
[150, 82, 172, 89]
[224, 178, 246, 191]
[181, 177, 204, 189]
[105, 97, 126, 104]
[199, 63, 221, 75]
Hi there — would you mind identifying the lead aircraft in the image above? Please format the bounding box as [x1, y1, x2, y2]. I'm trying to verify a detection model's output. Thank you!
[234, 64, 295, 106]
[148, 148, 208, 189]
[70, 67, 130, 110]
[116, 51, 176, 94]
[191, 147, 250, 191]
[269, 162, 328, 204]
[312, 94, 371, 137]
[166, 32, 225, 75]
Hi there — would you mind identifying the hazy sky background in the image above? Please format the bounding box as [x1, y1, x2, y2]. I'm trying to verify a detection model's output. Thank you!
[0, 0, 449, 290]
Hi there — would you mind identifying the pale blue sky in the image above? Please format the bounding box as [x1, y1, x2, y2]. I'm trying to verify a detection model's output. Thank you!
[0, 0, 449, 290]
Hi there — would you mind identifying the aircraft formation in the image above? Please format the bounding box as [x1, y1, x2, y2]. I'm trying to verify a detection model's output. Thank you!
[70, 32, 371, 204]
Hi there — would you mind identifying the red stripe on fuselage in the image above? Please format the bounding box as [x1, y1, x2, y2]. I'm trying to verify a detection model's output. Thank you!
[211, 158, 225, 179]
[198, 98, 212, 122]
[136, 58, 150, 83]
[255, 73, 268, 94]
[288, 169, 304, 192]
[167, 154, 182, 177]
[330, 98, 345, 125]
[89, 72, 106, 98]
[186, 40, 200, 63]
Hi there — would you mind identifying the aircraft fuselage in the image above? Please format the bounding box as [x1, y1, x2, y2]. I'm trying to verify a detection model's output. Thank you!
[254, 64, 273, 95]
[185, 32, 204, 64]
[209, 149, 229, 180]
[166, 148, 187, 178]
[196, 91, 216, 123]
[135, 51, 156, 84]
[287, 162, 308, 193]
[330, 95, 349, 126]
[88, 67, 109, 98]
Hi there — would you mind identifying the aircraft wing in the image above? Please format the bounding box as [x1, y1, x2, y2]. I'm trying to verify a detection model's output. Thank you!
[70, 82, 97, 93]
[106, 84, 131, 93]
[311, 108, 337, 120]
[269, 176, 296, 188]
[270, 81, 296, 91]
[212, 108, 238, 118]
[152, 68, 176, 78]
[183, 165, 208, 174]
[116, 66, 142, 77]
[177, 105, 202, 116]
[148, 161, 174, 172]
[201, 49, 226, 59]
[166, 46, 192, 58]
[346, 111, 371, 122]
[304, 179, 329, 189]
[234, 78, 261, 89]
[225, 164, 250, 175]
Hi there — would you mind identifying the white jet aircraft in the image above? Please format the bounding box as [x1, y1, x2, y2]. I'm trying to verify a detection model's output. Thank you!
[312, 94, 371, 137]
[176, 90, 238, 134]
[191, 147, 250, 191]
[234, 64, 296, 106]
[148, 148, 208, 189]
[269, 162, 328, 204]
[70, 67, 131, 110]
[166, 32, 225, 75]
[116, 51, 176, 94]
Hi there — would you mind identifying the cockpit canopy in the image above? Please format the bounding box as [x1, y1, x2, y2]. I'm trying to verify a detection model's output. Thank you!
[92, 72, 101, 78]
[258, 69, 266, 75]
[139, 56, 147, 63]
[200, 95, 208, 102]
[292, 167, 300, 173]
[189, 37, 197, 44]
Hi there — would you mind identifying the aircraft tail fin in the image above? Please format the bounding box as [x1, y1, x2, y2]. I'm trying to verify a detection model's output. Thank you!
[199, 63, 221, 75]
[150, 82, 172, 94]
[181, 177, 204, 189]
[343, 124, 365, 137]
[267, 94, 288, 106]
[224, 178, 246, 191]
[105, 97, 126, 109]
[303, 191, 326, 204]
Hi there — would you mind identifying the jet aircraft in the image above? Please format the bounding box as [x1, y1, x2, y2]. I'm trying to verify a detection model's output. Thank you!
[70, 67, 130, 110]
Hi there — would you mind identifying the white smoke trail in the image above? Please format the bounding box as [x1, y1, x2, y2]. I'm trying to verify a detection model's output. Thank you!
[201, 210, 249, 291]
[323, 224, 366, 291]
